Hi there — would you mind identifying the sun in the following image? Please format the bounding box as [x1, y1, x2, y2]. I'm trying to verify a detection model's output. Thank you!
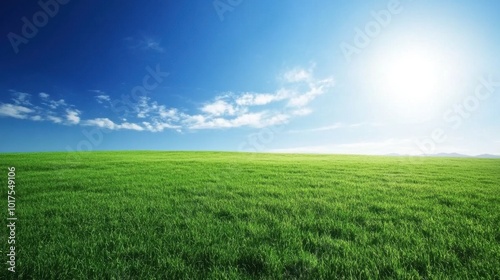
[383, 49, 441, 103]
[369, 45, 452, 120]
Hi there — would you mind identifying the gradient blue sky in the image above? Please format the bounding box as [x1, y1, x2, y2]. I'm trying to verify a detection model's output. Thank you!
[1, 0, 499, 155]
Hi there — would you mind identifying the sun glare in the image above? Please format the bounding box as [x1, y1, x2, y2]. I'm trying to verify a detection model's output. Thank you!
[369, 44, 456, 121]
[382, 49, 441, 104]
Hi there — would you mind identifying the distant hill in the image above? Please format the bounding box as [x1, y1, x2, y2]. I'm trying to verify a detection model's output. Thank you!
[475, 154, 500, 158]
[433, 153, 471, 158]
[385, 153, 500, 158]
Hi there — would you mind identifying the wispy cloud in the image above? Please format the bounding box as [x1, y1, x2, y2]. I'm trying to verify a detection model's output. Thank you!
[287, 122, 380, 134]
[184, 67, 334, 130]
[65, 109, 81, 125]
[290, 108, 312, 116]
[45, 99, 67, 109]
[1, 91, 78, 125]
[125, 36, 165, 53]
[0, 104, 34, 119]
[0, 66, 334, 133]
[83, 66, 332, 131]
[38, 92, 67, 109]
[201, 99, 237, 116]
[141, 121, 181, 133]
[95, 95, 111, 104]
[283, 67, 312, 83]
[270, 138, 417, 155]
[82, 118, 145, 131]
[47, 115, 63, 124]
[10, 91, 32, 106]
[142, 38, 164, 53]
[286, 78, 334, 107]
[89, 94, 182, 132]
[288, 123, 346, 133]
[89, 89, 106, 94]
[185, 112, 289, 130]
[234, 90, 290, 106]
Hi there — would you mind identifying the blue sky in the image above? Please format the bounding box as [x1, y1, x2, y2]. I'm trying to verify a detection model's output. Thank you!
[1, 0, 499, 155]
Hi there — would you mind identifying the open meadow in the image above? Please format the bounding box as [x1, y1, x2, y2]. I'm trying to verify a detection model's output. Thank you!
[1, 151, 499, 279]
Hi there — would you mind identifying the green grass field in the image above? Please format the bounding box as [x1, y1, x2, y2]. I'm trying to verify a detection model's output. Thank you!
[1, 151, 499, 279]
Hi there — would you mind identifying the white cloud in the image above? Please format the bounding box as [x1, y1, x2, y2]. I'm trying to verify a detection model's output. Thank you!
[37, 92, 71, 111]
[82, 118, 116, 129]
[11, 91, 32, 106]
[283, 68, 312, 83]
[313, 123, 346, 132]
[89, 89, 106, 94]
[262, 113, 290, 127]
[287, 78, 334, 107]
[235, 91, 289, 106]
[181, 114, 205, 128]
[187, 111, 289, 130]
[119, 122, 145, 131]
[66, 109, 81, 125]
[47, 116, 63, 124]
[95, 95, 111, 104]
[179, 66, 334, 130]
[290, 108, 312, 116]
[141, 122, 155, 132]
[82, 118, 146, 131]
[133, 96, 179, 121]
[0, 104, 34, 119]
[54, 99, 67, 108]
[136, 96, 152, 118]
[2, 65, 334, 133]
[232, 112, 265, 127]
[44, 99, 67, 109]
[201, 100, 236, 116]
[1, 91, 79, 124]
[158, 107, 178, 120]
[189, 112, 263, 129]
[142, 121, 181, 132]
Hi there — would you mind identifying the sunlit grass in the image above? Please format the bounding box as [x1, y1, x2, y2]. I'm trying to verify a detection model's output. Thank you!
[1, 151, 499, 279]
